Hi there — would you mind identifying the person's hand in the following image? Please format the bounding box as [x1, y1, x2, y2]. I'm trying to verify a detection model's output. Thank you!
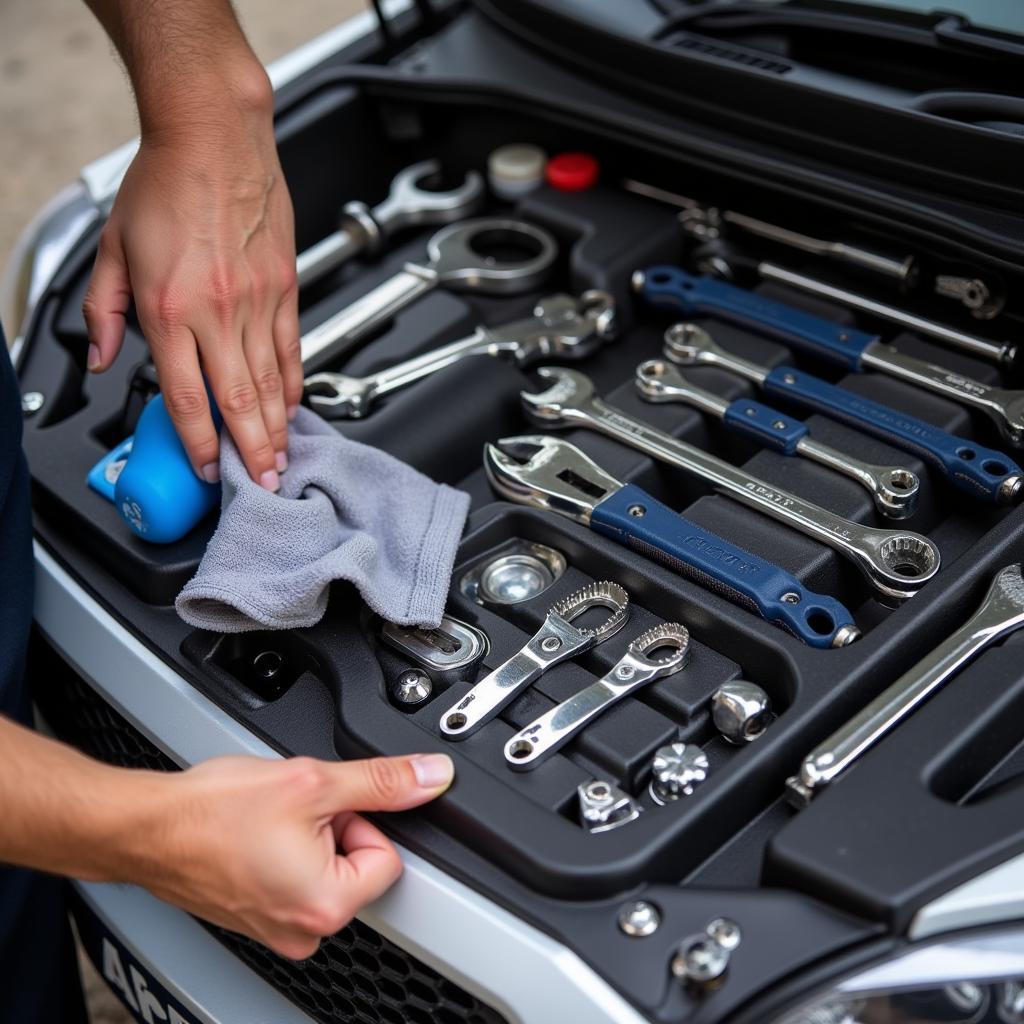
[122, 753, 454, 959]
[82, 69, 302, 490]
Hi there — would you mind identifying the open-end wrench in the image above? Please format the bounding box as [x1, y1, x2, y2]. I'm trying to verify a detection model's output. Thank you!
[303, 291, 615, 418]
[505, 622, 691, 771]
[636, 266, 1024, 445]
[635, 359, 920, 519]
[300, 217, 558, 368]
[522, 367, 940, 602]
[296, 160, 485, 288]
[662, 323, 1023, 506]
[485, 435, 859, 648]
[788, 563, 1024, 805]
[438, 581, 629, 740]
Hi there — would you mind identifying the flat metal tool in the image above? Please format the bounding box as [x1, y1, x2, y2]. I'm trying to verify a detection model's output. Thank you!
[635, 358, 920, 519]
[504, 622, 691, 770]
[637, 266, 1024, 443]
[296, 159, 485, 288]
[662, 323, 1023, 506]
[788, 563, 1024, 805]
[485, 434, 859, 649]
[438, 582, 629, 740]
[300, 217, 557, 368]
[304, 291, 615, 417]
[522, 368, 940, 603]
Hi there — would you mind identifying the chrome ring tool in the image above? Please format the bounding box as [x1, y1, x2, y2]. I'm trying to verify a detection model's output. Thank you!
[438, 582, 629, 740]
[296, 159, 485, 288]
[485, 434, 859, 648]
[304, 291, 615, 418]
[300, 217, 558, 368]
[661, 322, 1023, 506]
[504, 622, 691, 770]
[635, 358, 920, 519]
[578, 779, 642, 833]
[788, 563, 1024, 805]
[522, 367, 940, 603]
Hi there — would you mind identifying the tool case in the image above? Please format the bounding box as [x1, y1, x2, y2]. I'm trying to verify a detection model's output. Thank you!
[13, 1, 1024, 1021]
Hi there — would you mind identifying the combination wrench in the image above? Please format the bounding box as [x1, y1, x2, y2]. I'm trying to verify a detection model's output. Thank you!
[505, 622, 691, 770]
[439, 581, 629, 740]
[522, 367, 940, 602]
[300, 217, 558, 369]
[304, 291, 615, 418]
[634, 358, 920, 519]
[296, 159, 485, 288]
[636, 266, 1024, 445]
[788, 562, 1024, 805]
[661, 322, 1023, 506]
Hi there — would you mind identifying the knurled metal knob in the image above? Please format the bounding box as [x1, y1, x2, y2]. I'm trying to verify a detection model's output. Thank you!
[649, 743, 709, 804]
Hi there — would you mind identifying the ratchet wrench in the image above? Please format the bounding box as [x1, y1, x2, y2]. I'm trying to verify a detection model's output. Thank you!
[438, 581, 629, 740]
[505, 622, 691, 770]
[304, 291, 615, 418]
[485, 434, 859, 649]
[635, 359, 920, 519]
[296, 159, 485, 288]
[636, 267, 1024, 445]
[788, 562, 1024, 805]
[300, 217, 557, 368]
[662, 323, 1023, 506]
[522, 367, 940, 602]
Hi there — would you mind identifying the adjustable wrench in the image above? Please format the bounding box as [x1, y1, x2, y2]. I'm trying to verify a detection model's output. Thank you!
[438, 581, 629, 740]
[485, 435, 859, 648]
[788, 562, 1024, 805]
[296, 160, 484, 288]
[505, 622, 691, 770]
[662, 323, 1023, 506]
[300, 217, 557, 368]
[635, 359, 920, 519]
[522, 367, 940, 602]
[304, 291, 615, 418]
[636, 267, 1024, 445]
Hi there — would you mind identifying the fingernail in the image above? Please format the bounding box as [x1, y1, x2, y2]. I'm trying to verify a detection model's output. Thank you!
[275, 451, 288, 473]
[260, 469, 280, 492]
[286, 404, 299, 421]
[200, 462, 220, 484]
[87, 344, 101, 371]
[410, 754, 454, 790]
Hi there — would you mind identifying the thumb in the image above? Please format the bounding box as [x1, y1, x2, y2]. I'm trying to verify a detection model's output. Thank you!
[318, 754, 454, 815]
[82, 228, 131, 373]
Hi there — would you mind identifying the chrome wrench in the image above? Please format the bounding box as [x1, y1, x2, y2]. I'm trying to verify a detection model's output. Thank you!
[505, 622, 691, 770]
[634, 358, 920, 519]
[296, 159, 485, 288]
[438, 581, 629, 740]
[304, 291, 615, 418]
[522, 367, 940, 602]
[788, 563, 1024, 805]
[636, 266, 1024, 444]
[300, 217, 558, 368]
[662, 322, 1023, 506]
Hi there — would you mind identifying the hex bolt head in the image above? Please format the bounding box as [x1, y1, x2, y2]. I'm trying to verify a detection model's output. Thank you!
[649, 743, 709, 804]
[21, 391, 44, 416]
[711, 681, 772, 745]
[394, 670, 432, 705]
[671, 934, 730, 986]
[617, 901, 660, 938]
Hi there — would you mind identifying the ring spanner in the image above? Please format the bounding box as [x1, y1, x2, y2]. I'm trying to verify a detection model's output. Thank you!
[485, 435, 859, 648]
[788, 562, 1024, 805]
[662, 323, 1023, 506]
[438, 581, 629, 740]
[304, 291, 615, 418]
[523, 367, 940, 602]
[635, 359, 920, 519]
[636, 267, 1024, 446]
[505, 622, 691, 770]
[296, 159, 485, 288]
[300, 217, 558, 368]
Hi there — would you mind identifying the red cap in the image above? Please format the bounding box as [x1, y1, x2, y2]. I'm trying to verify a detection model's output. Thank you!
[546, 152, 599, 192]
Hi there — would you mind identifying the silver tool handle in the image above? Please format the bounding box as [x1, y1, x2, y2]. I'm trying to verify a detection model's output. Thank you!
[295, 224, 368, 290]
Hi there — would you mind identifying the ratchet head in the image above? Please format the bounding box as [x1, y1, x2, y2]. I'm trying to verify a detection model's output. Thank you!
[484, 434, 624, 524]
[367, 159, 486, 238]
[521, 366, 601, 428]
[490, 291, 617, 365]
[551, 581, 630, 642]
[625, 622, 691, 677]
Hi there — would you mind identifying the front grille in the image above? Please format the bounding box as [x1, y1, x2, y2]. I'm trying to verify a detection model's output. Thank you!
[35, 638, 508, 1024]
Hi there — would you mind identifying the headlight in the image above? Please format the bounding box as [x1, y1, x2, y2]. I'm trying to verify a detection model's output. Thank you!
[775, 926, 1024, 1024]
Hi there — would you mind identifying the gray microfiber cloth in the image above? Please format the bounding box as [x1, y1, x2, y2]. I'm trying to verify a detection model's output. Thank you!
[175, 407, 470, 632]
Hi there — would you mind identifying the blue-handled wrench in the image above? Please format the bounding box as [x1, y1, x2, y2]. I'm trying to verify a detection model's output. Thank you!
[484, 434, 859, 649]
[659, 322, 1023, 506]
[635, 266, 1024, 446]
